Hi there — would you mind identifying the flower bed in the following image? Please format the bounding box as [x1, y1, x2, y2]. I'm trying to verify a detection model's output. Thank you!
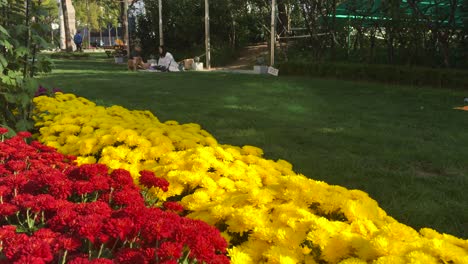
[34, 94, 468, 263]
[0, 130, 228, 263]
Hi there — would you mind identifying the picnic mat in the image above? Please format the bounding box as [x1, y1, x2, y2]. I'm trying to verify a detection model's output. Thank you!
[454, 106, 468, 111]
[138, 69, 161, 72]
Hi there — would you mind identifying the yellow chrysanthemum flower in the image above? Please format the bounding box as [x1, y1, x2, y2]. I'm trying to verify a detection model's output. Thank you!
[33, 94, 468, 264]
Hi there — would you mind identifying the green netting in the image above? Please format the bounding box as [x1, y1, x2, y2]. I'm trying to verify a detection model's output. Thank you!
[332, 0, 466, 28]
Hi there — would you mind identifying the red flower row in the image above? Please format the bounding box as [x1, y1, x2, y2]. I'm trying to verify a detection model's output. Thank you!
[0, 131, 229, 264]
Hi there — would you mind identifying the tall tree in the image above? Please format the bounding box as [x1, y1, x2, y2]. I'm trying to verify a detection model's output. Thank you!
[122, 0, 129, 54]
[61, 0, 73, 51]
[39, 0, 59, 44]
[277, 0, 290, 38]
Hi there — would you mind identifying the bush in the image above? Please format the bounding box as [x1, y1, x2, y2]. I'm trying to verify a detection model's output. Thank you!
[34, 93, 468, 264]
[278, 62, 468, 89]
[0, 2, 52, 135]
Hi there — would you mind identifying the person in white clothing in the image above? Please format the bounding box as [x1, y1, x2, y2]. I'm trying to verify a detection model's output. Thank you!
[156, 45, 179, 72]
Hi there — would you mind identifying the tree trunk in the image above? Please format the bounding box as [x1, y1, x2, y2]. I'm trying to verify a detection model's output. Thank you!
[205, 0, 211, 69]
[122, 0, 130, 55]
[228, 6, 235, 48]
[330, 0, 337, 60]
[298, 0, 317, 51]
[108, 25, 112, 46]
[270, 0, 276, 66]
[86, 0, 91, 49]
[23, 0, 31, 77]
[58, 0, 66, 50]
[439, 32, 451, 67]
[277, 0, 289, 39]
[121, 0, 129, 55]
[369, 28, 376, 63]
[387, 29, 394, 64]
[158, 0, 163, 45]
[61, 0, 74, 52]
[232, 16, 236, 48]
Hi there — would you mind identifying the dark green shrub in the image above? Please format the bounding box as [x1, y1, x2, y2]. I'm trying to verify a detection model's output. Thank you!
[278, 62, 468, 89]
[1, 1, 52, 133]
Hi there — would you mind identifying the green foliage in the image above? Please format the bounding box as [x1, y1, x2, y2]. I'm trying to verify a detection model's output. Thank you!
[0, 0, 52, 133]
[75, 0, 120, 30]
[295, 0, 467, 68]
[278, 61, 468, 89]
[138, 0, 267, 63]
[38, 0, 467, 69]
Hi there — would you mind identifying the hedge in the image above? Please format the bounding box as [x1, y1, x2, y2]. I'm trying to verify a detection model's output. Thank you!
[277, 62, 468, 89]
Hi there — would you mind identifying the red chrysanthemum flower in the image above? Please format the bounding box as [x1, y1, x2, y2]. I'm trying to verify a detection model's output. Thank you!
[112, 188, 145, 207]
[33, 228, 61, 252]
[68, 257, 92, 264]
[0, 127, 8, 135]
[16, 131, 32, 138]
[0, 165, 10, 176]
[0, 136, 229, 263]
[57, 235, 82, 251]
[0, 225, 16, 240]
[90, 259, 114, 264]
[139, 171, 169, 191]
[110, 169, 134, 187]
[104, 217, 135, 241]
[47, 207, 78, 231]
[5, 160, 28, 172]
[65, 256, 112, 264]
[0, 185, 11, 196]
[163, 201, 184, 213]
[157, 241, 184, 260]
[68, 164, 106, 181]
[72, 215, 104, 244]
[73, 181, 97, 195]
[140, 209, 177, 244]
[0, 203, 18, 217]
[76, 202, 112, 218]
[115, 248, 148, 264]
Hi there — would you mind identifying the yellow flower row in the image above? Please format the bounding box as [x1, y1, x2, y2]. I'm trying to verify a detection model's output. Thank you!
[33, 93, 468, 264]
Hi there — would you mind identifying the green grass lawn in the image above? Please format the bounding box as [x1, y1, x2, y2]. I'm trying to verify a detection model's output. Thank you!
[39, 53, 468, 238]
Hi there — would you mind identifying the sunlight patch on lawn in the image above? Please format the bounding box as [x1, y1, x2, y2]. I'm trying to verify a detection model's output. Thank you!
[231, 128, 264, 138]
[223, 96, 239, 103]
[224, 104, 263, 112]
[286, 104, 307, 114]
[317, 127, 345, 134]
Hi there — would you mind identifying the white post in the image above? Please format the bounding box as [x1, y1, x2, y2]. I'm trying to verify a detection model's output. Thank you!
[108, 25, 112, 46]
[123, 0, 129, 55]
[57, 0, 65, 50]
[158, 0, 164, 46]
[205, 0, 211, 69]
[86, 0, 91, 48]
[270, 0, 276, 66]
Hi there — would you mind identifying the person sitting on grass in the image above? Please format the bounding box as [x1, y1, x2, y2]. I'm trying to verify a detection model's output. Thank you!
[128, 46, 150, 71]
[154, 45, 179, 72]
